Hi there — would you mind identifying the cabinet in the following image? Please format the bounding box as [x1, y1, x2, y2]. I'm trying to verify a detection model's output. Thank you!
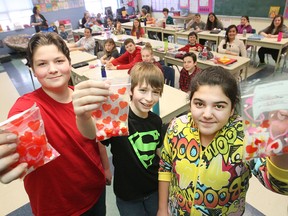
[64, 23, 74, 43]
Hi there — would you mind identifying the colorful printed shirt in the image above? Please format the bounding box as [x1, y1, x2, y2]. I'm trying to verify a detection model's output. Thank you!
[159, 113, 288, 216]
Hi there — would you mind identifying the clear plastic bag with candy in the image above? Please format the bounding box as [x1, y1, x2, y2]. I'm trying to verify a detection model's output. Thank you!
[0, 104, 60, 175]
[240, 78, 288, 160]
[92, 81, 131, 141]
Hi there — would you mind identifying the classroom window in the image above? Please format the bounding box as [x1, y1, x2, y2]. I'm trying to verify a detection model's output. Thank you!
[151, 0, 180, 12]
[0, 0, 33, 30]
[84, 0, 119, 17]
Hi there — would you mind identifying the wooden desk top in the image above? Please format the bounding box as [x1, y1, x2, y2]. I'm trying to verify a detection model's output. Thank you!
[70, 51, 97, 65]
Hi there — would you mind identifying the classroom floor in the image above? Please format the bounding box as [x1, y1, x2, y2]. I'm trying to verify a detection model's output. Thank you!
[1, 53, 287, 216]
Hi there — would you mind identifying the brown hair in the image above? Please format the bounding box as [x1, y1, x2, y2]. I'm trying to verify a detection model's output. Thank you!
[132, 18, 142, 33]
[130, 62, 164, 96]
[104, 38, 116, 48]
[141, 42, 153, 54]
[124, 38, 135, 46]
[26, 32, 70, 69]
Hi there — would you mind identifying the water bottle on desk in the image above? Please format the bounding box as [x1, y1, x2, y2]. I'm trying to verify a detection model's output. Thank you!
[277, 31, 283, 42]
[202, 47, 208, 61]
[243, 29, 247, 37]
[162, 20, 166, 29]
[144, 18, 147, 26]
[184, 22, 187, 31]
[164, 38, 168, 52]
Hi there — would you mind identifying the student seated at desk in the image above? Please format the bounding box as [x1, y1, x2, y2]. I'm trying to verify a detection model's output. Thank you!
[112, 21, 126, 35]
[68, 27, 95, 55]
[218, 25, 247, 57]
[81, 11, 90, 28]
[98, 38, 120, 65]
[106, 38, 142, 70]
[139, 8, 147, 22]
[91, 17, 104, 32]
[257, 15, 288, 66]
[178, 32, 204, 53]
[237, 16, 253, 34]
[162, 8, 174, 25]
[58, 24, 68, 40]
[205, 12, 224, 30]
[105, 16, 114, 30]
[131, 19, 145, 38]
[179, 52, 201, 93]
[186, 13, 206, 32]
[146, 13, 156, 25]
[128, 42, 163, 74]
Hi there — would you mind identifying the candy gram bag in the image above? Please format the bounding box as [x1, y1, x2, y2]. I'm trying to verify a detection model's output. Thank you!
[241, 78, 288, 160]
[0, 104, 60, 176]
[92, 82, 131, 141]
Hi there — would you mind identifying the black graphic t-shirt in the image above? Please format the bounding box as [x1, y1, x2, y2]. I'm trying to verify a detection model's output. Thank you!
[101, 107, 162, 201]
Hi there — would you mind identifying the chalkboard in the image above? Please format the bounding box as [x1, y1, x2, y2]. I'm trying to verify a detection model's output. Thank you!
[214, 0, 285, 18]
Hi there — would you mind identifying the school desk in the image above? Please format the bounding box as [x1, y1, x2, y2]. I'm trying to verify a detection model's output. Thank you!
[144, 24, 163, 37]
[101, 34, 184, 60]
[196, 30, 223, 48]
[121, 21, 134, 30]
[71, 59, 189, 124]
[246, 37, 288, 72]
[69, 50, 97, 65]
[165, 51, 250, 80]
[72, 27, 103, 38]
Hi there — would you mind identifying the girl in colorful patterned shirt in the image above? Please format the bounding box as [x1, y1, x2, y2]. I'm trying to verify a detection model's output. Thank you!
[158, 66, 288, 216]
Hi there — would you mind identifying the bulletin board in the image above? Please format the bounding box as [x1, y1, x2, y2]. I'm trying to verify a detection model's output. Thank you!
[32, 0, 84, 12]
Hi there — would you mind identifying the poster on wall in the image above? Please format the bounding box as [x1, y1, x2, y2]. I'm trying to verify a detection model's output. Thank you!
[33, 0, 84, 11]
[190, 0, 198, 13]
[269, 6, 280, 18]
[198, 0, 213, 14]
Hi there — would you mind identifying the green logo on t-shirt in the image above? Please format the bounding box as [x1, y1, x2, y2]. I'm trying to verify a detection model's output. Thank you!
[128, 130, 160, 169]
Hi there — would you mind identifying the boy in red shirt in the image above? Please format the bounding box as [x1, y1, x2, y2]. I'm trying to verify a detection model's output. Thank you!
[106, 38, 142, 70]
[178, 32, 203, 53]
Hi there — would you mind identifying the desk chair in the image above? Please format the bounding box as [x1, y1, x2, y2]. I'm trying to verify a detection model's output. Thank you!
[162, 65, 175, 87]
[22, 59, 35, 90]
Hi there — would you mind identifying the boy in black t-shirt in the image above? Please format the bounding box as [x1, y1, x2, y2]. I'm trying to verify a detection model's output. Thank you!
[102, 62, 164, 215]
[72, 62, 164, 216]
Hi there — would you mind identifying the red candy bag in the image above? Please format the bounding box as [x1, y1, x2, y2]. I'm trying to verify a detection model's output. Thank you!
[0, 104, 60, 175]
[92, 82, 131, 141]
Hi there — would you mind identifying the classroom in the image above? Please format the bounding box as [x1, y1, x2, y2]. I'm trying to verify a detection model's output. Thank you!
[0, 0, 288, 215]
